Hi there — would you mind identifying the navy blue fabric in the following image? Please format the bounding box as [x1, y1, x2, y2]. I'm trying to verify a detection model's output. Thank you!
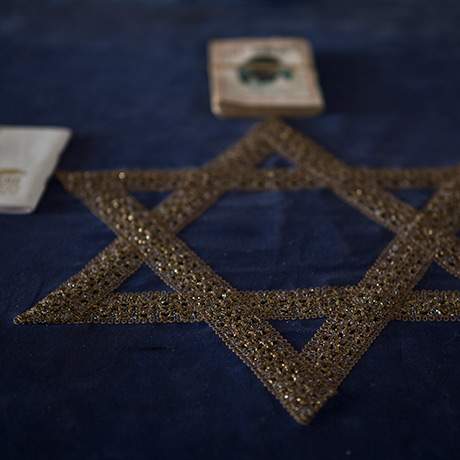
[2, 1, 460, 459]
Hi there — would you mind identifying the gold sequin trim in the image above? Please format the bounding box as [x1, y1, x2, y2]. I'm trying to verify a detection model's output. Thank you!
[15, 119, 460, 424]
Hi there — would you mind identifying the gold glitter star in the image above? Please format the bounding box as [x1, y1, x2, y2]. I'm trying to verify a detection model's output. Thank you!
[16, 119, 460, 424]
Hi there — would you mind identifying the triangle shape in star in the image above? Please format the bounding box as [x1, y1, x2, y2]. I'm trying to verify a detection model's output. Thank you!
[416, 262, 460, 291]
[270, 318, 325, 351]
[257, 153, 296, 169]
[131, 191, 170, 210]
[115, 263, 173, 293]
[390, 189, 435, 210]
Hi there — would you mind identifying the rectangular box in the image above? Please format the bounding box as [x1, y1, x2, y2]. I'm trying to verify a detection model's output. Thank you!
[208, 37, 324, 118]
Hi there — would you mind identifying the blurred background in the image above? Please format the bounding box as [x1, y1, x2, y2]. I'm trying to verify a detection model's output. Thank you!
[2, 0, 460, 171]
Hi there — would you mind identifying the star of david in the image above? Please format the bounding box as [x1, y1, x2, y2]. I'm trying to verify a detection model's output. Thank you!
[16, 119, 460, 424]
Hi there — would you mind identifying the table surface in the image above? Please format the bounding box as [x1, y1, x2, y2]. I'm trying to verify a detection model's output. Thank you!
[2, 1, 460, 459]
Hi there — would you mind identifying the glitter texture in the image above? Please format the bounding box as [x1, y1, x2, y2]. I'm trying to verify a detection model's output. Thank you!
[15, 119, 460, 424]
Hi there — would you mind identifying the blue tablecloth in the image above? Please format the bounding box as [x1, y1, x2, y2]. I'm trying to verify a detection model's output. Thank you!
[2, 1, 460, 459]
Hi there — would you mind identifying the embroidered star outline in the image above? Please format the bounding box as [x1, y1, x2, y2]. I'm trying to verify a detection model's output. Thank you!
[16, 119, 460, 424]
